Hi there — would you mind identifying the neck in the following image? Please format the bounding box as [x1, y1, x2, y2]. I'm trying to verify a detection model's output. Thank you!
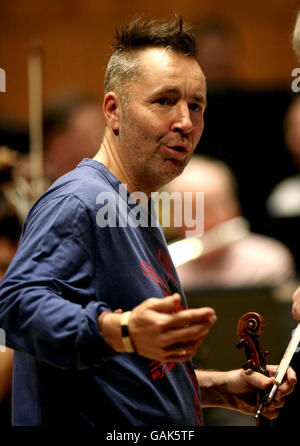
[93, 128, 152, 200]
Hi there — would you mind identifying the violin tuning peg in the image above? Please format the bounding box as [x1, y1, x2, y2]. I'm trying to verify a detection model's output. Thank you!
[236, 338, 246, 349]
[242, 359, 254, 370]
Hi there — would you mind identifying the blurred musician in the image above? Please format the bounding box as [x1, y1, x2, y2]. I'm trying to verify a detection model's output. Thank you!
[166, 155, 295, 290]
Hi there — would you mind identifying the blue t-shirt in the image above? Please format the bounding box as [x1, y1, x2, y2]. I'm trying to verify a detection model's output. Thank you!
[0, 159, 202, 426]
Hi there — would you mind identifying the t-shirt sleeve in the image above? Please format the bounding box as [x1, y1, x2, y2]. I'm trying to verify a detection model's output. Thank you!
[0, 193, 116, 370]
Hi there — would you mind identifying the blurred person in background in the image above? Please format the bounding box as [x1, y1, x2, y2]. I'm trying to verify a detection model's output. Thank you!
[0, 215, 22, 426]
[265, 97, 300, 272]
[265, 16, 300, 274]
[267, 94, 300, 220]
[194, 17, 292, 248]
[166, 155, 295, 291]
[43, 92, 106, 183]
[194, 17, 240, 93]
[13, 92, 106, 187]
[0, 215, 21, 281]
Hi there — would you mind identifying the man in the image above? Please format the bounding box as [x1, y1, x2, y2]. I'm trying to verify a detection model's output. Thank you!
[0, 16, 295, 426]
[43, 92, 106, 183]
[13, 93, 106, 187]
[266, 95, 300, 219]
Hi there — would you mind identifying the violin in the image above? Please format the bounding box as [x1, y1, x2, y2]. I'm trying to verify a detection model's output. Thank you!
[236, 312, 270, 426]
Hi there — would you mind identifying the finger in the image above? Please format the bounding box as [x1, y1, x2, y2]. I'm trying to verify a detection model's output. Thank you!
[163, 330, 211, 359]
[114, 308, 123, 314]
[285, 365, 297, 385]
[163, 346, 196, 362]
[159, 320, 212, 346]
[261, 408, 281, 420]
[164, 307, 217, 330]
[138, 343, 194, 363]
[266, 365, 297, 397]
[292, 286, 300, 303]
[165, 353, 193, 362]
[166, 341, 202, 357]
[275, 381, 296, 399]
[265, 364, 278, 376]
[292, 304, 300, 320]
[146, 294, 182, 312]
[262, 397, 286, 420]
[266, 397, 285, 410]
[243, 369, 274, 390]
[150, 337, 202, 362]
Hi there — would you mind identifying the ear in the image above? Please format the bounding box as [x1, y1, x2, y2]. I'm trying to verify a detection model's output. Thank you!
[103, 92, 121, 135]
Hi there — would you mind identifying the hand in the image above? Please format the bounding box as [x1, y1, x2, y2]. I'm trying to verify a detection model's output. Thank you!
[101, 293, 216, 362]
[128, 293, 217, 362]
[292, 286, 300, 321]
[199, 365, 296, 419]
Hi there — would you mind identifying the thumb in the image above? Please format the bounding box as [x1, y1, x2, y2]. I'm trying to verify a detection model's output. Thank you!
[243, 369, 274, 390]
[147, 294, 182, 313]
[114, 308, 123, 314]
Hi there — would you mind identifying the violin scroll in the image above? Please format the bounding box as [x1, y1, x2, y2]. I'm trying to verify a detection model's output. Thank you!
[236, 312, 271, 426]
[237, 312, 265, 338]
[236, 312, 269, 374]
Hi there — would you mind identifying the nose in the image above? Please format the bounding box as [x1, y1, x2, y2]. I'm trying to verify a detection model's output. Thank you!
[171, 102, 193, 135]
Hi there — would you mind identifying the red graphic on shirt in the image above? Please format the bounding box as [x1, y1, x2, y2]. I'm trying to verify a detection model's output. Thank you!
[140, 253, 180, 380]
[140, 259, 170, 296]
[184, 363, 203, 426]
[149, 360, 175, 380]
[139, 249, 202, 426]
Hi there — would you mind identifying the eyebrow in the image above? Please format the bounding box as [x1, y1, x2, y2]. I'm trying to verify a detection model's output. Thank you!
[153, 87, 207, 106]
[192, 92, 207, 106]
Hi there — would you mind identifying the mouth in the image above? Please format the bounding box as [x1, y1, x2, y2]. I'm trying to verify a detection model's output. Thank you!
[169, 146, 187, 152]
[162, 144, 189, 158]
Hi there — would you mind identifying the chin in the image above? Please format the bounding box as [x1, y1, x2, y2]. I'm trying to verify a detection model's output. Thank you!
[157, 165, 186, 189]
[166, 159, 187, 177]
[141, 159, 187, 191]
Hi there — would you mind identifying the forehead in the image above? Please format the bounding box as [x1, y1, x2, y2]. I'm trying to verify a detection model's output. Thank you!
[136, 47, 206, 98]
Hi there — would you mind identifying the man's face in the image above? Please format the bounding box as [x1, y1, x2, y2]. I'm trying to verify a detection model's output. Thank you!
[116, 48, 207, 192]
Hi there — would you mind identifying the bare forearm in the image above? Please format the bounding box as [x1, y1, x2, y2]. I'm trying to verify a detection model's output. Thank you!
[195, 369, 232, 408]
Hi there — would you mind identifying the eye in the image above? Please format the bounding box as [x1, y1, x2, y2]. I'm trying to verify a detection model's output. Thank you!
[155, 97, 173, 106]
[189, 103, 202, 112]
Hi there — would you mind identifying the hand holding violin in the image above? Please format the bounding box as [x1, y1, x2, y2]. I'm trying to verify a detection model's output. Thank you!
[197, 312, 297, 422]
[196, 365, 296, 419]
